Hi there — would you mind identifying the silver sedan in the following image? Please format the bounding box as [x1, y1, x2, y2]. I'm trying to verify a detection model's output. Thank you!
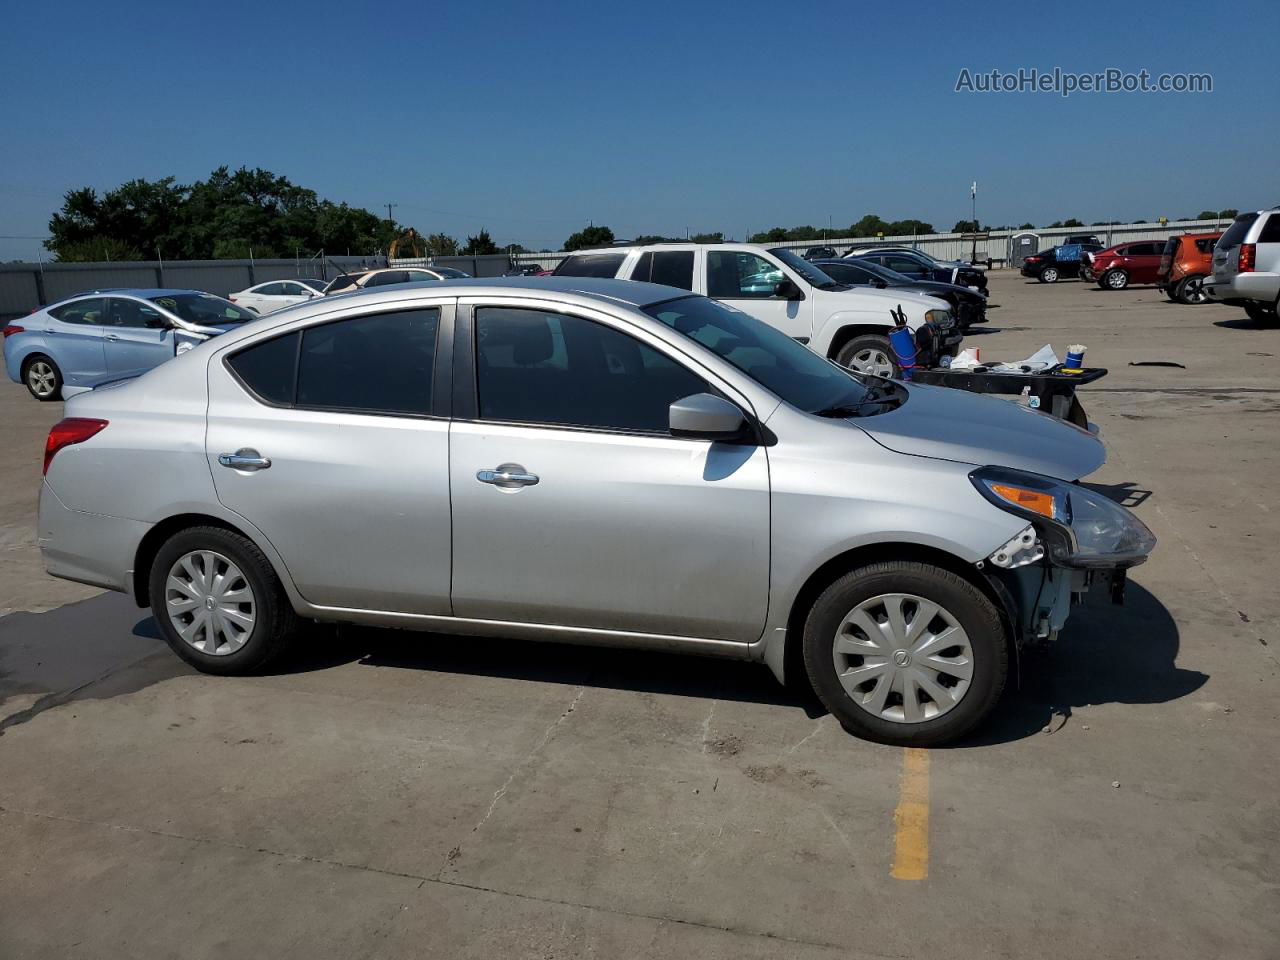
[37, 277, 1154, 745]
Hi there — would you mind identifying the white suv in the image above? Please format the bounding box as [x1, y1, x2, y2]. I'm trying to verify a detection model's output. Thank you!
[1204, 209, 1280, 322]
[553, 243, 961, 376]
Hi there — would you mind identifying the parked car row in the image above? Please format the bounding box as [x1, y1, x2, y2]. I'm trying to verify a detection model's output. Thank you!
[552, 242, 964, 377]
[230, 266, 471, 313]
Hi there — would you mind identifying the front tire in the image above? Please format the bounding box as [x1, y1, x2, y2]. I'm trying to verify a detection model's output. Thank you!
[1038, 266, 1059, 283]
[149, 525, 298, 675]
[22, 355, 62, 401]
[802, 561, 1008, 746]
[1175, 275, 1207, 305]
[1102, 268, 1129, 290]
[835, 334, 901, 378]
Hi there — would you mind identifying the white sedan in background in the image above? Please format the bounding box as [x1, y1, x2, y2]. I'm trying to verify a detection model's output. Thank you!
[324, 266, 471, 295]
[229, 278, 327, 314]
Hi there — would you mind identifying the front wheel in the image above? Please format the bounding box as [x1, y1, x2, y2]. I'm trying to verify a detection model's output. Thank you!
[1101, 268, 1129, 290]
[835, 334, 901, 378]
[22, 355, 62, 401]
[149, 525, 298, 675]
[1038, 266, 1059, 283]
[802, 561, 1008, 746]
[1175, 275, 1208, 305]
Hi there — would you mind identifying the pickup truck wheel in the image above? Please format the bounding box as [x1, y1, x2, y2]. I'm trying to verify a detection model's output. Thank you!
[1175, 275, 1208, 305]
[802, 560, 1008, 747]
[1038, 266, 1059, 283]
[149, 525, 298, 676]
[22, 355, 62, 401]
[1102, 268, 1129, 290]
[835, 335, 900, 378]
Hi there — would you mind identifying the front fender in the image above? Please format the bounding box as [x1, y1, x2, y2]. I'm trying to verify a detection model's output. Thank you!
[811, 306, 928, 357]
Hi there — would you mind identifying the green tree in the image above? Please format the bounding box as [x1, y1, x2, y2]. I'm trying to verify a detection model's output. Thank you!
[563, 225, 615, 251]
[953, 220, 981, 233]
[462, 229, 499, 255]
[1017, 222, 1035, 230]
[691, 232, 724, 243]
[424, 233, 459, 256]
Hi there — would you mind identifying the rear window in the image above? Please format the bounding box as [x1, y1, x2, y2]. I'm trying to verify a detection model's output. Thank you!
[552, 254, 625, 278]
[1195, 237, 1219, 253]
[1162, 238, 1179, 255]
[1218, 213, 1260, 250]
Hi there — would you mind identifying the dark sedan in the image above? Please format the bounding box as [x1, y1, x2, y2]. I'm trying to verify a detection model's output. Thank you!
[847, 249, 989, 295]
[1020, 243, 1104, 283]
[811, 259, 988, 329]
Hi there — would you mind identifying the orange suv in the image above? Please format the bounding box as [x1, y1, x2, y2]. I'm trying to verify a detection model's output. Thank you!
[1158, 232, 1221, 304]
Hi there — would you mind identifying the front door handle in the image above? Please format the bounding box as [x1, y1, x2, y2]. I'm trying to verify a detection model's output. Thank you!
[477, 463, 539, 488]
[218, 448, 272, 471]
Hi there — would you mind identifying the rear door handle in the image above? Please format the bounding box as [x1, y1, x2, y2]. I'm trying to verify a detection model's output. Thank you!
[477, 463, 539, 488]
[105, 334, 120, 341]
[218, 448, 271, 471]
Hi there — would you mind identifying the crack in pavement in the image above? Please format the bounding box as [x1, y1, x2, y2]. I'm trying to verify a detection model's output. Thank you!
[0, 803, 897, 958]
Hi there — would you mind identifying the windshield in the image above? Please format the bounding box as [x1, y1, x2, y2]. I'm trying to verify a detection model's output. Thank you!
[149, 293, 255, 326]
[767, 247, 841, 288]
[644, 295, 889, 415]
[297, 278, 327, 292]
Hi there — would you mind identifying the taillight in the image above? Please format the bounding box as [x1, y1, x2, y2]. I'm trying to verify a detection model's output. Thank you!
[1026, 256, 1040, 264]
[2, 324, 25, 338]
[44, 418, 108, 475]
[1238, 243, 1255, 273]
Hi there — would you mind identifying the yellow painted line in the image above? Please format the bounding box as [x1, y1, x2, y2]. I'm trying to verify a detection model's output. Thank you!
[891, 747, 930, 880]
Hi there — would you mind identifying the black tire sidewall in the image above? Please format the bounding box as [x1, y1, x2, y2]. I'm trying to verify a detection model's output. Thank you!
[149, 527, 291, 675]
[23, 355, 62, 401]
[836, 335, 901, 377]
[802, 562, 1008, 746]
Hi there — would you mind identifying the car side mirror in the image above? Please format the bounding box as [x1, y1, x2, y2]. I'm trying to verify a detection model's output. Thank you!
[669, 393, 748, 441]
[773, 279, 803, 300]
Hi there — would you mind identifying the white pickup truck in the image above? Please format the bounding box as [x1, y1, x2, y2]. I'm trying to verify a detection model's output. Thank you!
[552, 243, 962, 376]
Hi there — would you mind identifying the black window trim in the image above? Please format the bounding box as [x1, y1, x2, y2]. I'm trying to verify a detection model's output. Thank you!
[222, 302, 455, 420]
[452, 299, 763, 444]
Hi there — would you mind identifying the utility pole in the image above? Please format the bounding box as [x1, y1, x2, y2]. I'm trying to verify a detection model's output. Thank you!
[385, 203, 397, 226]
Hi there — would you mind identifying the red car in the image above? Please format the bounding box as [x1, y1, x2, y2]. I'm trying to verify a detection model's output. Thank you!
[1084, 240, 1167, 290]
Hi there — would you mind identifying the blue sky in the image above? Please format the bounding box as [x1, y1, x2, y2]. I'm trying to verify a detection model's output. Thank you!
[1, 0, 1277, 259]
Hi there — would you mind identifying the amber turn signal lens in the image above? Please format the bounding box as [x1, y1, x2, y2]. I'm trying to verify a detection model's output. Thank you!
[990, 483, 1056, 518]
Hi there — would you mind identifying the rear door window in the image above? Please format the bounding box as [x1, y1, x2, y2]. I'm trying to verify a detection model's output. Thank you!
[706, 251, 784, 298]
[364, 271, 411, 288]
[257, 282, 288, 296]
[49, 298, 106, 325]
[227, 308, 439, 415]
[631, 251, 695, 290]
[552, 254, 626, 278]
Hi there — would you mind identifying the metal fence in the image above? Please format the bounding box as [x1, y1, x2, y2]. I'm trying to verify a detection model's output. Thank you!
[511, 218, 1232, 272]
[0, 255, 386, 321]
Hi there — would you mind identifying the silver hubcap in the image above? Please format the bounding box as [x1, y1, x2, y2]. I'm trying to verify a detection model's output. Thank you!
[1043, 268, 1057, 281]
[832, 593, 974, 724]
[164, 550, 256, 656]
[27, 361, 55, 396]
[845, 347, 896, 378]
[1108, 271, 1126, 288]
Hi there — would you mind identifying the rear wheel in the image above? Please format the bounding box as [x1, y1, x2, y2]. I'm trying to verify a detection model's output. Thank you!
[22, 355, 62, 401]
[835, 334, 900, 378]
[149, 526, 298, 675]
[1038, 266, 1059, 283]
[1102, 268, 1129, 290]
[1175, 275, 1208, 305]
[802, 560, 1008, 746]
[1244, 300, 1279, 325]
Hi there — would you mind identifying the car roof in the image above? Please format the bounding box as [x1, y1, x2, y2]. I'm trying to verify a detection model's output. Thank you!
[54, 288, 207, 303]
[328, 275, 689, 308]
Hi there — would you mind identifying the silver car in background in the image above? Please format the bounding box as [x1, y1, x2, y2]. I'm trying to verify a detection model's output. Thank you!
[37, 278, 1154, 745]
[1204, 207, 1280, 323]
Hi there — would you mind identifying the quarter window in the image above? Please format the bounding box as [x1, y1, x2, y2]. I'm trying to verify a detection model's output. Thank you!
[364, 271, 410, 287]
[1258, 215, 1280, 244]
[706, 251, 784, 299]
[227, 331, 299, 405]
[49, 298, 106, 325]
[473, 307, 707, 432]
[552, 254, 626, 278]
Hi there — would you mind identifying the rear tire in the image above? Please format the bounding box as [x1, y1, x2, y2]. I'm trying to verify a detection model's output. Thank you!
[149, 525, 298, 675]
[22, 355, 62, 401]
[1038, 266, 1059, 283]
[802, 560, 1008, 747]
[835, 334, 901, 378]
[1244, 301, 1278, 324]
[1102, 268, 1129, 290]
[1175, 275, 1208, 305]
